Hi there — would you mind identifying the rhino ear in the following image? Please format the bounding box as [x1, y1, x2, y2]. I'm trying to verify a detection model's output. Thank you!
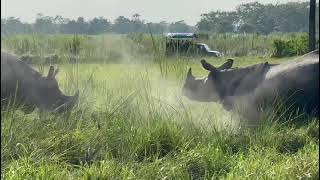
[47, 66, 55, 79]
[53, 67, 59, 77]
[187, 68, 194, 80]
[200, 59, 218, 72]
[218, 59, 234, 70]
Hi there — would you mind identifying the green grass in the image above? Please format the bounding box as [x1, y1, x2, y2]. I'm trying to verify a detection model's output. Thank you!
[1, 32, 311, 60]
[1, 34, 319, 179]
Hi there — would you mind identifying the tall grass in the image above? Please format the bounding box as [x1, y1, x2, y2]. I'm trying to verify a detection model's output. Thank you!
[2, 32, 312, 64]
[1, 34, 319, 179]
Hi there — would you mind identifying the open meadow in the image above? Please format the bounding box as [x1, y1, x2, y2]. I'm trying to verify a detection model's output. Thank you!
[1, 34, 319, 179]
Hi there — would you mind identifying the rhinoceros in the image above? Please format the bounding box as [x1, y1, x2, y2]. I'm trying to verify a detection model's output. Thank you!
[182, 50, 319, 120]
[20, 53, 35, 65]
[1, 51, 79, 113]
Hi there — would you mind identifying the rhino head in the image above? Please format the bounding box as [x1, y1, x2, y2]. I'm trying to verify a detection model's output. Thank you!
[22, 66, 79, 113]
[182, 58, 272, 106]
[182, 59, 234, 102]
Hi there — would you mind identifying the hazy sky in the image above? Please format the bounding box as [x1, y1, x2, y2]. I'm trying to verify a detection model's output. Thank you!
[1, 0, 310, 25]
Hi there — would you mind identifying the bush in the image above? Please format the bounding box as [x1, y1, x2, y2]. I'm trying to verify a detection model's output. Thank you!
[272, 34, 308, 57]
[197, 33, 209, 40]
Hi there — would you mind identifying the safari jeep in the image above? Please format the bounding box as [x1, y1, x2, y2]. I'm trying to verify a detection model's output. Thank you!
[165, 33, 221, 57]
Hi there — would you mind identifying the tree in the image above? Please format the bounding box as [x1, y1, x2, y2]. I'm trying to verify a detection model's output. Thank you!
[237, 22, 255, 33]
[60, 17, 89, 34]
[76, 17, 89, 34]
[169, 20, 191, 33]
[273, 2, 309, 33]
[34, 13, 57, 34]
[309, 0, 316, 51]
[87, 17, 111, 34]
[1, 19, 6, 34]
[2, 1, 318, 36]
[146, 21, 168, 34]
[197, 1, 316, 34]
[131, 13, 145, 32]
[197, 11, 237, 33]
[1, 17, 33, 35]
[236, 2, 274, 34]
[197, 13, 215, 32]
[112, 16, 133, 34]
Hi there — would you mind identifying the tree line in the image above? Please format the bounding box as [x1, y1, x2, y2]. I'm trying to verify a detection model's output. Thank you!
[1, 1, 318, 35]
[1, 13, 193, 35]
[197, 1, 319, 34]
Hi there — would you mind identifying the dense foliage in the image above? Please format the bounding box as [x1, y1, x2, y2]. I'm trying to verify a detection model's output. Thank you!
[1, 13, 193, 35]
[1, 1, 319, 35]
[272, 34, 310, 57]
[2, 32, 317, 60]
[197, 1, 319, 34]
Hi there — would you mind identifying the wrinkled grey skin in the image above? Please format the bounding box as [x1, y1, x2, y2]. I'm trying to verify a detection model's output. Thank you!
[182, 50, 319, 120]
[20, 53, 34, 65]
[1, 51, 79, 114]
[182, 58, 268, 102]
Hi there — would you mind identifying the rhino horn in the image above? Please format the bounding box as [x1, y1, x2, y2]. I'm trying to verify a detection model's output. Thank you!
[47, 66, 59, 79]
[187, 68, 194, 80]
[47, 66, 55, 79]
[53, 67, 59, 77]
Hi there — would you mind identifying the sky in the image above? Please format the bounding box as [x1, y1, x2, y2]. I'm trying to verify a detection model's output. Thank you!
[1, 0, 311, 25]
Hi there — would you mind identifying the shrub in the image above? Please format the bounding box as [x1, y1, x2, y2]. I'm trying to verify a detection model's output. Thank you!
[272, 34, 308, 57]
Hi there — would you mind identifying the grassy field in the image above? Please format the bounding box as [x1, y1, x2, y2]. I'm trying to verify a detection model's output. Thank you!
[1, 34, 319, 179]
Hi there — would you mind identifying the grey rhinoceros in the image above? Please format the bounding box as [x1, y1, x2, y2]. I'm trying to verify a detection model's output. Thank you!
[182, 50, 319, 120]
[1, 51, 79, 113]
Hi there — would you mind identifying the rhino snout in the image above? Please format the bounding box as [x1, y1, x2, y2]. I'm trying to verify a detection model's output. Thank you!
[53, 90, 79, 113]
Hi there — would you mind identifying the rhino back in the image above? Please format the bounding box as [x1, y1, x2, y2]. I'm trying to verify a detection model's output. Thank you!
[1, 51, 44, 109]
[253, 53, 319, 114]
[265, 51, 318, 80]
[1, 51, 42, 84]
[263, 52, 319, 98]
[226, 52, 318, 120]
[216, 62, 271, 98]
